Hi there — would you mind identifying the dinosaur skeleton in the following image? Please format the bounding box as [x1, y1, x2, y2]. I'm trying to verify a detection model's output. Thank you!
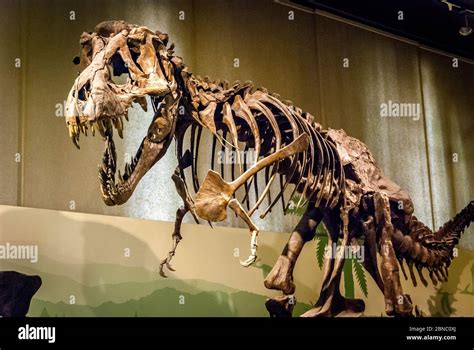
[64, 21, 473, 317]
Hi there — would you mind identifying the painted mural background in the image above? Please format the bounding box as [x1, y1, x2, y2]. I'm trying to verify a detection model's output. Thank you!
[0, 206, 472, 317]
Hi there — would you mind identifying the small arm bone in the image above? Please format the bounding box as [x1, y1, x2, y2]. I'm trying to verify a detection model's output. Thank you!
[228, 198, 259, 267]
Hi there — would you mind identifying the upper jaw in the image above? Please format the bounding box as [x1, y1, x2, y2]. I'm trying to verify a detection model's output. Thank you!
[65, 115, 125, 149]
[65, 94, 166, 149]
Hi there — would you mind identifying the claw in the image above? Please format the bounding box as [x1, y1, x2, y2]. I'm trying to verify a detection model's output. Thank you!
[240, 255, 257, 267]
[158, 258, 169, 278]
[166, 262, 176, 271]
[159, 244, 179, 277]
[159, 256, 176, 277]
[158, 262, 168, 278]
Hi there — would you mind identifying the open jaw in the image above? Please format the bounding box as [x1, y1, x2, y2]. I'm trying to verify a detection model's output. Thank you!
[63, 21, 182, 205]
[66, 96, 170, 206]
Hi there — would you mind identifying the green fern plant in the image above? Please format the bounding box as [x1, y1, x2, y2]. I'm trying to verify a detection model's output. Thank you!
[285, 194, 309, 216]
[288, 195, 368, 298]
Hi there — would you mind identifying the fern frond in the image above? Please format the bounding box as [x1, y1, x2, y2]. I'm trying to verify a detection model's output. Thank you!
[315, 223, 327, 238]
[316, 235, 328, 269]
[353, 258, 368, 298]
[285, 195, 308, 216]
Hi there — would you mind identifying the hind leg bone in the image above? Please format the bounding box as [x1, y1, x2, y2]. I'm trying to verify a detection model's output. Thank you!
[374, 192, 413, 317]
[301, 207, 364, 317]
[264, 206, 323, 317]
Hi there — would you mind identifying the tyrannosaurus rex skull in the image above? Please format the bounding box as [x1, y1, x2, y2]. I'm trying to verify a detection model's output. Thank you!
[65, 20, 180, 205]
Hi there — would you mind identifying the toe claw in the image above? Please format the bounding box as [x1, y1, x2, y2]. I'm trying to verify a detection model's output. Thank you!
[159, 257, 172, 278]
[159, 265, 168, 278]
[240, 255, 257, 267]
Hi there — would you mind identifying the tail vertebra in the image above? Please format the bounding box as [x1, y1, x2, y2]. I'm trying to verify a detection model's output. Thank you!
[435, 200, 473, 246]
[392, 201, 473, 287]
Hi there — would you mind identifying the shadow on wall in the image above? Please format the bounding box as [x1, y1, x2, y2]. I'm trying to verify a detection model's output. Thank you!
[0, 208, 168, 307]
[427, 255, 473, 316]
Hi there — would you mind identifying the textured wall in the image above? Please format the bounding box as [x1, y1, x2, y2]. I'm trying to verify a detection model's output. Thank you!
[420, 50, 474, 249]
[315, 16, 433, 229]
[0, 0, 21, 206]
[192, 0, 320, 230]
[0, 0, 472, 244]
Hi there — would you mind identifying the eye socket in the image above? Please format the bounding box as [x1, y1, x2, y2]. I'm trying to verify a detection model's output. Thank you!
[109, 53, 129, 76]
[75, 81, 91, 101]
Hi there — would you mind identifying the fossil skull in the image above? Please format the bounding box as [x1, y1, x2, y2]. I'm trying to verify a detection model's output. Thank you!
[65, 20, 180, 205]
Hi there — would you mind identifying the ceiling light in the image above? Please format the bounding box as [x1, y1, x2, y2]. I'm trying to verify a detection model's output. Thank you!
[441, 0, 461, 12]
[459, 15, 472, 36]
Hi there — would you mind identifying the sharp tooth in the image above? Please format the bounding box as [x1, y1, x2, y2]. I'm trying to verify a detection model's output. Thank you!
[118, 170, 124, 183]
[117, 118, 123, 138]
[108, 154, 116, 173]
[109, 181, 117, 195]
[118, 115, 123, 128]
[97, 120, 106, 137]
[124, 114, 129, 122]
[105, 119, 113, 130]
[125, 163, 131, 176]
[68, 124, 73, 138]
[114, 117, 123, 138]
[98, 167, 107, 184]
[91, 123, 96, 137]
[71, 135, 80, 149]
[105, 119, 113, 137]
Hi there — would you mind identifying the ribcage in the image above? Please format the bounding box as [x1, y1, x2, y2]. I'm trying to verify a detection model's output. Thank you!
[174, 77, 345, 218]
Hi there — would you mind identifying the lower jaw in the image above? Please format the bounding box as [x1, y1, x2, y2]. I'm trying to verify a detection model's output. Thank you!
[99, 136, 167, 206]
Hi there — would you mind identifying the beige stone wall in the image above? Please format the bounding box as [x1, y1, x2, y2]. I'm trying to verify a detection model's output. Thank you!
[0, 0, 472, 247]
